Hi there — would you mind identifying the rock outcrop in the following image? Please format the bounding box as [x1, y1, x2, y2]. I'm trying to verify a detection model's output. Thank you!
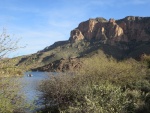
[33, 58, 82, 72]
[69, 29, 84, 42]
[69, 16, 150, 45]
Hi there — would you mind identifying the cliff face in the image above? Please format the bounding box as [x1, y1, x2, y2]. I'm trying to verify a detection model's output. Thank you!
[69, 16, 150, 45]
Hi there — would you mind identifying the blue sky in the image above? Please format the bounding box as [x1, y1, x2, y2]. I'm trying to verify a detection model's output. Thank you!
[0, 0, 150, 57]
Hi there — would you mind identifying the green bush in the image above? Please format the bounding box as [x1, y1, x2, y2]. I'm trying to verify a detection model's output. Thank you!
[63, 82, 129, 113]
[0, 78, 24, 113]
[141, 54, 150, 68]
[38, 55, 149, 113]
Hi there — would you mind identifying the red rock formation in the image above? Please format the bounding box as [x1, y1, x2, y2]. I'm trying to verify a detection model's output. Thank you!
[69, 29, 84, 42]
[77, 19, 98, 40]
[69, 16, 150, 45]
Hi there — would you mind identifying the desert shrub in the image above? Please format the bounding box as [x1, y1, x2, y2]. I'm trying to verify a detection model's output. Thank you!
[39, 76, 129, 113]
[127, 80, 150, 93]
[38, 55, 149, 113]
[0, 67, 23, 77]
[0, 78, 25, 113]
[38, 73, 82, 109]
[63, 82, 129, 113]
[80, 55, 146, 87]
[141, 54, 150, 68]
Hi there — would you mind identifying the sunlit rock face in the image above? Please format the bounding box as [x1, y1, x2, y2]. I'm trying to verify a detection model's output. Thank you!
[69, 29, 84, 42]
[69, 16, 150, 45]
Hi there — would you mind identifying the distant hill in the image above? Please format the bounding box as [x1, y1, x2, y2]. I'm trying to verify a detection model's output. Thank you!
[11, 16, 150, 72]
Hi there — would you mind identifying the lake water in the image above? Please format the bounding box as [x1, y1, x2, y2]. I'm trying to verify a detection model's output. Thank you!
[20, 71, 54, 112]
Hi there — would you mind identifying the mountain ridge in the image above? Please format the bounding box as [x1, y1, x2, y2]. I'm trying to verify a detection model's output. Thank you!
[10, 16, 150, 72]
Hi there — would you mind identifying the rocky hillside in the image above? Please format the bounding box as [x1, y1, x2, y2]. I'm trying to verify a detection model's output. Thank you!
[32, 58, 82, 72]
[12, 16, 150, 72]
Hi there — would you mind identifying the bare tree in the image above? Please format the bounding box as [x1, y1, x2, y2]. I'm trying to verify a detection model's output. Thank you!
[0, 29, 27, 112]
[0, 28, 20, 59]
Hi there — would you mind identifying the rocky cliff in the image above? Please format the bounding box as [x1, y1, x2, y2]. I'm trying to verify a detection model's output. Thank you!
[69, 16, 150, 45]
